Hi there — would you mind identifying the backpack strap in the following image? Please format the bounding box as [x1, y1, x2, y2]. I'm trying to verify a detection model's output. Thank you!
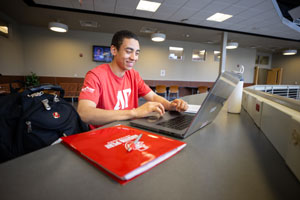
[23, 84, 65, 98]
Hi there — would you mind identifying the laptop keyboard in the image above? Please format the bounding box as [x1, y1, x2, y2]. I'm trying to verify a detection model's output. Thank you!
[157, 115, 194, 130]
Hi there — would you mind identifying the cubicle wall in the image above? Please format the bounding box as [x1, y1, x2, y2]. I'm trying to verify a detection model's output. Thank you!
[242, 87, 300, 181]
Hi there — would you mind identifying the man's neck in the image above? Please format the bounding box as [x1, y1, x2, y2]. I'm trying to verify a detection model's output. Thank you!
[109, 61, 126, 77]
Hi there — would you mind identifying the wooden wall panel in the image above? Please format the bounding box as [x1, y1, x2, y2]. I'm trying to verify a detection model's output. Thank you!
[0, 76, 25, 84]
[0, 75, 254, 97]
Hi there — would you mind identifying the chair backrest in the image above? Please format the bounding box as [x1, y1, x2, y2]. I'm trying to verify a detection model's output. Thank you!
[0, 83, 10, 93]
[169, 85, 179, 93]
[155, 85, 167, 93]
[197, 86, 208, 94]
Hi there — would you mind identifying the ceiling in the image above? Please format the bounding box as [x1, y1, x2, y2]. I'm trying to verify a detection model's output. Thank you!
[0, 0, 300, 53]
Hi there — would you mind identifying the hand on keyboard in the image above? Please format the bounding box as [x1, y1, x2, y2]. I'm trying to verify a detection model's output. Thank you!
[169, 99, 189, 112]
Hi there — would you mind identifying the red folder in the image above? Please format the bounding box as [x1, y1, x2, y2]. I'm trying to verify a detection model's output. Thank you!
[61, 124, 186, 184]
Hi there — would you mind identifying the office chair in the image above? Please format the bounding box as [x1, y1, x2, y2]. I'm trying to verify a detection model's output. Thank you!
[197, 86, 208, 94]
[155, 85, 167, 98]
[168, 85, 179, 100]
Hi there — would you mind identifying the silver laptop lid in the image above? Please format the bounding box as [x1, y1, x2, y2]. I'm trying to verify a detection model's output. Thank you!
[183, 71, 241, 138]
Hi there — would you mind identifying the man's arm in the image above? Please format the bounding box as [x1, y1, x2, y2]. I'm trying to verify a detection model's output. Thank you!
[77, 98, 166, 125]
[142, 90, 188, 112]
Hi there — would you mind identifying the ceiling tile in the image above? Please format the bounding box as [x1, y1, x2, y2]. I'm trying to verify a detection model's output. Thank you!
[168, 7, 199, 21]
[191, 10, 216, 21]
[115, 0, 139, 12]
[252, 0, 275, 12]
[225, 16, 248, 24]
[163, 0, 189, 7]
[198, 20, 218, 27]
[214, 22, 233, 29]
[184, 0, 211, 10]
[230, 24, 249, 30]
[233, 0, 264, 8]
[94, 0, 116, 13]
[213, 0, 240, 3]
[201, 1, 231, 13]
[220, 5, 249, 15]
[115, 7, 135, 16]
[152, 14, 172, 20]
[153, 4, 180, 19]
[134, 10, 155, 18]
[6, 0, 300, 43]
[255, 10, 279, 21]
[235, 8, 265, 19]
[115, 0, 139, 15]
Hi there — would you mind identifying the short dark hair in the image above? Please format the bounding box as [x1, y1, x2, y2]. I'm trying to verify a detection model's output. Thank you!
[111, 30, 139, 50]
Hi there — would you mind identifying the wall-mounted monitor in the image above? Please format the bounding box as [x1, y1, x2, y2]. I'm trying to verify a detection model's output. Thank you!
[93, 46, 113, 62]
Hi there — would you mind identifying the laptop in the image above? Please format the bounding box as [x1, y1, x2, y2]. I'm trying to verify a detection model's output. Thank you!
[130, 71, 241, 139]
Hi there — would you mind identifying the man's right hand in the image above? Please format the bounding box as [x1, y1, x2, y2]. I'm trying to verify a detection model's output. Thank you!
[133, 102, 165, 118]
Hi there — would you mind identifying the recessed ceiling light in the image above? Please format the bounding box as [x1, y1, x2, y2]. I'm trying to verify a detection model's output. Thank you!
[206, 13, 233, 22]
[136, 0, 161, 12]
[49, 22, 68, 33]
[151, 33, 166, 42]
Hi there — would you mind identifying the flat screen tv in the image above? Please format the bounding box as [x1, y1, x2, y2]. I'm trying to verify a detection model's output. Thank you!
[93, 46, 113, 62]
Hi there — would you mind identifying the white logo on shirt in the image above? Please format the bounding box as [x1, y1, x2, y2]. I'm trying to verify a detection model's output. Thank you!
[114, 88, 131, 110]
[81, 86, 95, 93]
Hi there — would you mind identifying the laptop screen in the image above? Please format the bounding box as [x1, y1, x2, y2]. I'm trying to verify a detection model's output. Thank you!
[184, 71, 241, 137]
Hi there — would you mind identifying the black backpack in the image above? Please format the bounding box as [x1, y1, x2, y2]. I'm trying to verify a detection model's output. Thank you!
[0, 84, 88, 163]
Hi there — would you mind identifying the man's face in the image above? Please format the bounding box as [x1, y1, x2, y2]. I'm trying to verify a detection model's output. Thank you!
[111, 38, 140, 71]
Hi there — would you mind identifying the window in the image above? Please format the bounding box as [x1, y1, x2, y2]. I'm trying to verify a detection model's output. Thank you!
[0, 19, 9, 38]
[256, 55, 269, 65]
[192, 49, 206, 61]
[169, 46, 184, 60]
[214, 51, 220, 62]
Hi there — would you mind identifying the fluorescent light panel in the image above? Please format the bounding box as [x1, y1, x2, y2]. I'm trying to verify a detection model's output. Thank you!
[136, 0, 161, 12]
[206, 13, 233, 22]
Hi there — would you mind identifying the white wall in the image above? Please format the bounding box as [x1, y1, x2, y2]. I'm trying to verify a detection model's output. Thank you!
[2, 24, 258, 83]
[0, 12, 25, 75]
[137, 38, 256, 82]
[21, 25, 112, 77]
[272, 53, 300, 85]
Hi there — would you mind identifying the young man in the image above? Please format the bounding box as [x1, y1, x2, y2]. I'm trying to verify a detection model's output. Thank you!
[78, 30, 188, 129]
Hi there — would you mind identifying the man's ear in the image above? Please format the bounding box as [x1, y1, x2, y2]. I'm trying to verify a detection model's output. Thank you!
[111, 45, 117, 56]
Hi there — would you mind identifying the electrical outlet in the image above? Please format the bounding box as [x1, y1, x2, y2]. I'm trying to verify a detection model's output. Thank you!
[160, 69, 165, 77]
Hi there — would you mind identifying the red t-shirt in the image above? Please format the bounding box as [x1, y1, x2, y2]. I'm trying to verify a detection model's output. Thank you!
[79, 64, 151, 129]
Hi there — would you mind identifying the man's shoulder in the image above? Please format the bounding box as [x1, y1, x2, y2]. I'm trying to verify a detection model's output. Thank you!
[90, 63, 110, 74]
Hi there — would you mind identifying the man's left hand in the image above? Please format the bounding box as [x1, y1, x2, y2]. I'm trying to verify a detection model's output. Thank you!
[169, 99, 188, 112]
